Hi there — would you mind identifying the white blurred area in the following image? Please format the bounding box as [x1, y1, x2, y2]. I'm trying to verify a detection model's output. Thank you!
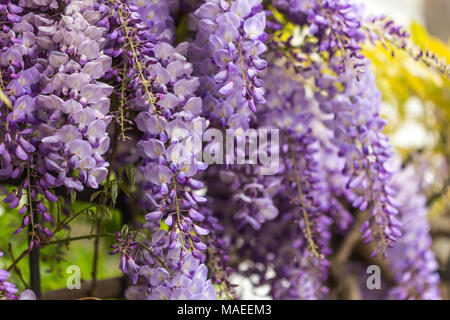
[362, 0, 424, 25]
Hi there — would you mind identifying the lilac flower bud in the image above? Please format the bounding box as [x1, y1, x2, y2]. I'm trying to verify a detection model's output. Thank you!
[219, 81, 234, 95]
[189, 209, 205, 222]
[193, 224, 209, 236]
[15, 145, 27, 161]
[44, 190, 58, 202]
[145, 210, 163, 222]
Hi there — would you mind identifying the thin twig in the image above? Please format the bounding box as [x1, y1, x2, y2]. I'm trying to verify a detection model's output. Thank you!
[331, 213, 365, 274]
[288, 138, 320, 258]
[427, 178, 450, 207]
[47, 234, 111, 246]
[112, 0, 158, 114]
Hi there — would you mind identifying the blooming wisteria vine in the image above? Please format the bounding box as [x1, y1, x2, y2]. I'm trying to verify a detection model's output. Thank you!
[0, 0, 447, 300]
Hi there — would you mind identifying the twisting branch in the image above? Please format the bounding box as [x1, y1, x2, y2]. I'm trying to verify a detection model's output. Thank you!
[48, 234, 111, 246]
[430, 217, 450, 237]
[427, 178, 450, 207]
[6, 249, 28, 272]
[331, 213, 365, 276]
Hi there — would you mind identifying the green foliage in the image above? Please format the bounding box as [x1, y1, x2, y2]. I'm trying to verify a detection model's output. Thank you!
[0, 196, 122, 292]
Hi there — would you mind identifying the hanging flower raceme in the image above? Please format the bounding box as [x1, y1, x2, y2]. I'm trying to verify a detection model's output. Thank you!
[110, 230, 140, 284]
[132, 0, 177, 43]
[189, 0, 276, 260]
[313, 60, 401, 259]
[124, 230, 217, 300]
[387, 163, 441, 300]
[0, 0, 113, 248]
[234, 66, 332, 299]
[218, 165, 281, 230]
[101, 0, 218, 299]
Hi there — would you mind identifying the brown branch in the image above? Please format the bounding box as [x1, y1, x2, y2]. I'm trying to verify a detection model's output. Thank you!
[329, 213, 366, 299]
[341, 274, 362, 300]
[331, 214, 366, 272]
[6, 248, 28, 272]
[329, 211, 398, 300]
[354, 241, 395, 285]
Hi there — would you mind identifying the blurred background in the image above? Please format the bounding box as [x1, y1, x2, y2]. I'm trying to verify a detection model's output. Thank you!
[365, 0, 450, 42]
[0, 0, 449, 300]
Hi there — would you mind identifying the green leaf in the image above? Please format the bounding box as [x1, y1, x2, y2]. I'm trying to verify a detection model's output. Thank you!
[175, 14, 189, 44]
[102, 206, 112, 221]
[111, 180, 118, 208]
[70, 190, 77, 204]
[87, 208, 96, 220]
[126, 164, 136, 186]
[119, 182, 130, 198]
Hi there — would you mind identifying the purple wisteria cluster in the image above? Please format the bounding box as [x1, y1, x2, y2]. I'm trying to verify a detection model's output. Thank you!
[0, 0, 445, 301]
[220, 66, 333, 299]
[124, 230, 217, 300]
[134, 0, 178, 43]
[365, 14, 450, 76]
[316, 60, 401, 259]
[1, 0, 112, 248]
[0, 251, 35, 300]
[100, 0, 220, 299]
[218, 164, 281, 230]
[189, 0, 274, 235]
